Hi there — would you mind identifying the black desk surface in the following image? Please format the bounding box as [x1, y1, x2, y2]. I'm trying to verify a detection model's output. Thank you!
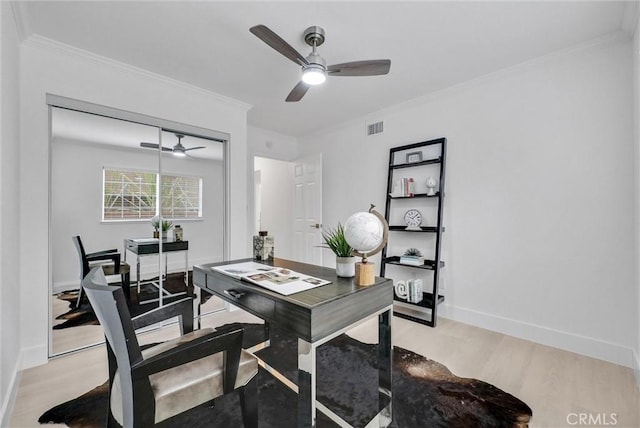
[194, 257, 393, 342]
[124, 238, 189, 255]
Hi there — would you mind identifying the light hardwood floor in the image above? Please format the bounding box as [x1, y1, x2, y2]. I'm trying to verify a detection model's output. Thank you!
[10, 302, 640, 427]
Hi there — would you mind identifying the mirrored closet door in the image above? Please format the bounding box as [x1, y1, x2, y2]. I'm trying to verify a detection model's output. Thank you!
[49, 105, 227, 356]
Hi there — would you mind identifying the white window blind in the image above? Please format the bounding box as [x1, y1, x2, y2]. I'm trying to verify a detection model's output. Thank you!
[103, 168, 202, 221]
[161, 174, 202, 219]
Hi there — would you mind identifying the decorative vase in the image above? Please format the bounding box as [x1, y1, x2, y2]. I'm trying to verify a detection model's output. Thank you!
[253, 231, 274, 260]
[336, 256, 357, 278]
[153, 230, 159, 239]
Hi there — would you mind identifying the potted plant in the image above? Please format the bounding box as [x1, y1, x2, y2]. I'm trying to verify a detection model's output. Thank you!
[151, 216, 173, 239]
[321, 223, 356, 277]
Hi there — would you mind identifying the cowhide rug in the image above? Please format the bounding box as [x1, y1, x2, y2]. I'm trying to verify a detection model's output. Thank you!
[40, 323, 532, 427]
[54, 271, 212, 330]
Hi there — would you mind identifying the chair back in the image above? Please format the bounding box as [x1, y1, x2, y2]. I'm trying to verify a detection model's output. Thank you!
[82, 267, 143, 424]
[72, 235, 90, 279]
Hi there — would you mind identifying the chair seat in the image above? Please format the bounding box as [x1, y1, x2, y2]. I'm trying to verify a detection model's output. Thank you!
[110, 328, 259, 424]
[93, 261, 130, 276]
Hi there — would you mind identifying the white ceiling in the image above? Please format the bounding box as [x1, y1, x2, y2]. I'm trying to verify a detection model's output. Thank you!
[52, 107, 224, 160]
[21, 1, 631, 137]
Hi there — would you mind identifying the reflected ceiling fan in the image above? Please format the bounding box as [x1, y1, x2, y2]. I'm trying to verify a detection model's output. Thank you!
[250, 24, 391, 102]
[140, 134, 205, 157]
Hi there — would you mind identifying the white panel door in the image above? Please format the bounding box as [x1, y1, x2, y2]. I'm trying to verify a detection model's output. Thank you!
[293, 154, 322, 265]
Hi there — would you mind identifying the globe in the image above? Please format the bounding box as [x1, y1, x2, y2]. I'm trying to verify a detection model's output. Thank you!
[343, 211, 384, 255]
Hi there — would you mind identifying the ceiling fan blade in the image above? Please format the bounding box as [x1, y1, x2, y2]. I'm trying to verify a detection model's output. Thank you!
[327, 60, 391, 76]
[183, 146, 206, 151]
[140, 142, 172, 151]
[286, 81, 310, 102]
[250, 25, 309, 66]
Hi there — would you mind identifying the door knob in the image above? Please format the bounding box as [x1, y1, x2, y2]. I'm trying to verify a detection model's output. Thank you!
[309, 223, 321, 229]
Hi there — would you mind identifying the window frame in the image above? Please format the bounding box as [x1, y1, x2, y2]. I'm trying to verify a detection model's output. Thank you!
[101, 166, 204, 222]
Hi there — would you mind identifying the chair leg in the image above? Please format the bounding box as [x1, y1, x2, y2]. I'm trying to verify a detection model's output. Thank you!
[76, 285, 84, 308]
[106, 409, 119, 428]
[239, 376, 259, 428]
[121, 272, 131, 302]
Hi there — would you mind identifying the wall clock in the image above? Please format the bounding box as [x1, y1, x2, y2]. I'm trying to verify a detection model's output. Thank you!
[404, 209, 422, 230]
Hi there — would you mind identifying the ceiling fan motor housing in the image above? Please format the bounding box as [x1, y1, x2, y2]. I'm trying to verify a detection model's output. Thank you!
[304, 26, 325, 47]
[305, 52, 326, 68]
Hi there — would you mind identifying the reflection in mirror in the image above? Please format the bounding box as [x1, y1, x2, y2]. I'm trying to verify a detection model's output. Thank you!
[50, 108, 226, 356]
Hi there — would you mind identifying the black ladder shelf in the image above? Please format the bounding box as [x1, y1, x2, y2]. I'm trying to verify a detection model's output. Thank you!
[380, 137, 447, 327]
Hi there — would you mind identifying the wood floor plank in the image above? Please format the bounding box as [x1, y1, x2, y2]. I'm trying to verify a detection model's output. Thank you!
[10, 310, 640, 428]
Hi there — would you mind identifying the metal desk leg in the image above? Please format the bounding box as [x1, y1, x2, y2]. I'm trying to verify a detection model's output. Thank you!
[136, 254, 141, 294]
[298, 338, 316, 427]
[193, 285, 201, 330]
[184, 249, 189, 287]
[377, 309, 393, 427]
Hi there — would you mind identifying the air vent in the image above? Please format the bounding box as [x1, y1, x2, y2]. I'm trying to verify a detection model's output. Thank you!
[367, 121, 384, 136]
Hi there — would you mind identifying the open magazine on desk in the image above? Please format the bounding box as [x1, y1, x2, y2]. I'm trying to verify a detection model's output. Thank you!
[211, 261, 330, 296]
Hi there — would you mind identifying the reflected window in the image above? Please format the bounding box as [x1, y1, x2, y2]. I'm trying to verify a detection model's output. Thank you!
[102, 167, 203, 221]
[161, 174, 203, 219]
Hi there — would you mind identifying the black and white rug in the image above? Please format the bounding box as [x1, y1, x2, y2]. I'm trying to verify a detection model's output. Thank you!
[53, 272, 208, 330]
[40, 323, 532, 427]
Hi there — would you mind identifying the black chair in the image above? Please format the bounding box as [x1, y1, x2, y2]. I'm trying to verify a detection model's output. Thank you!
[82, 267, 259, 427]
[73, 235, 131, 306]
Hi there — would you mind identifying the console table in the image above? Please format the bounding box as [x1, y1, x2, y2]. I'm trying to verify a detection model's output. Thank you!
[193, 257, 393, 427]
[123, 238, 189, 304]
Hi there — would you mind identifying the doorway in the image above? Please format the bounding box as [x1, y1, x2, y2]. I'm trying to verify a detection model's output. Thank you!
[253, 154, 322, 265]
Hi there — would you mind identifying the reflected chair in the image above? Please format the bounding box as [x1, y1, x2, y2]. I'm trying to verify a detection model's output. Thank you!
[73, 235, 131, 306]
[82, 267, 259, 428]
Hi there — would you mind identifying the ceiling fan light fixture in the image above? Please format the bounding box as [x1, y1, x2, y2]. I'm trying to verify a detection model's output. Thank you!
[302, 64, 326, 85]
[173, 150, 186, 157]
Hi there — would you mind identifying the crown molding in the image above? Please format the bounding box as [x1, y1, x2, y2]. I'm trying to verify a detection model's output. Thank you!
[22, 34, 253, 113]
[9, 1, 31, 42]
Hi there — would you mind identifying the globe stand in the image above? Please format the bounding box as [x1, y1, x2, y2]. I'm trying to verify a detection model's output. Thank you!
[344, 204, 390, 287]
[354, 257, 376, 286]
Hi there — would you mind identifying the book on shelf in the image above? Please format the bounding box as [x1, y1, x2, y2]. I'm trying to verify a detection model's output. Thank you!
[408, 279, 423, 303]
[211, 261, 330, 296]
[390, 177, 416, 197]
[399, 255, 424, 266]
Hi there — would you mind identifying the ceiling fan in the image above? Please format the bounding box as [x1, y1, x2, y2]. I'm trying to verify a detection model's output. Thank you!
[250, 24, 391, 102]
[140, 134, 205, 157]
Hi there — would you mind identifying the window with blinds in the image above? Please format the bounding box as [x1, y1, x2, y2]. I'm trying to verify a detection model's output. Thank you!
[161, 174, 202, 218]
[103, 168, 202, 221]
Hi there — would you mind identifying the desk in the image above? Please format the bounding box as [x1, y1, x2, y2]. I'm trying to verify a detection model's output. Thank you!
[124, 238, 189, 304]
[193, 258, 393, 427]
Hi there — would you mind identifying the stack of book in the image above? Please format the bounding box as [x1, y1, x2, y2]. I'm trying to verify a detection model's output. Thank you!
[400, 255, 424, 266]
[407, 279, 423, 303]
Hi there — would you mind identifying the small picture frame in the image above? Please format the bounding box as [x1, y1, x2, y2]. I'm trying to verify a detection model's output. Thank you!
[406, 151, 423, 163]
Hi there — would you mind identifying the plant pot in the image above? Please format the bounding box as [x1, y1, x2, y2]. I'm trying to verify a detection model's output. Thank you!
[336, 256, 357, 278]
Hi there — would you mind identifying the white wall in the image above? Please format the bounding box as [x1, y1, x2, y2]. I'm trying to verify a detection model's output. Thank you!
[254, 157, 294, 260]
[51, 138, 225, 288]
[633, 10, 640, 382]
[299, 37, 636, 367]
[0, 2, 22, 423]
[248, 125, 298, 162]
[19, 36, 251, 369]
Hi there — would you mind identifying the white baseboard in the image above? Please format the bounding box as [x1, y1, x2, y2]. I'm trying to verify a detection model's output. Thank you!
[440, 303, 635, 368]
[20, 344, 48, 370]
[0, 353, 22, 427]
